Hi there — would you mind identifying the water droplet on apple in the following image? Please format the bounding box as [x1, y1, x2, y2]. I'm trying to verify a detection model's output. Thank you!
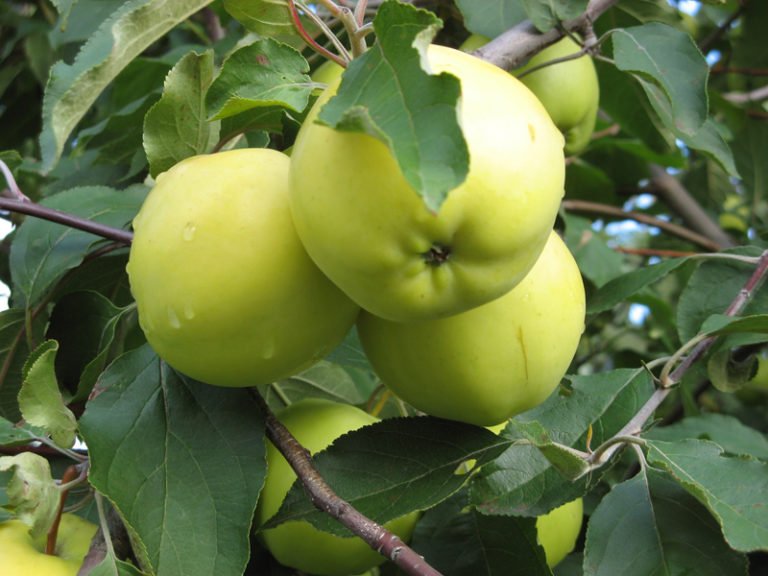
[261, 339, 276, 359]
[183, 305, 196, 320]
[167, 307, 181, 329]
[183, 222, 196, 241]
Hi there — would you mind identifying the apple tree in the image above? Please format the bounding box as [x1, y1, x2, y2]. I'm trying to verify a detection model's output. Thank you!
[1, 0, 767, 575]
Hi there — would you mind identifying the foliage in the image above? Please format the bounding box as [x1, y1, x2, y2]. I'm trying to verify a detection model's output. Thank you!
[1, 0, 768, 575]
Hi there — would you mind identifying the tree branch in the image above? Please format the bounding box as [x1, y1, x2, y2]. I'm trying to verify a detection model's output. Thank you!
[649, 165, 736, 250]
[249, 388, 442, 576]
[471, 0, 620, 71]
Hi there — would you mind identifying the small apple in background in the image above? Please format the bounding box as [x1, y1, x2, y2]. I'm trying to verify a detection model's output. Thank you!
[256, 398, 420, 576]
[127, 149, 359, 387]
[0, 513, 97, 576]
[462, 34, 599, 155]
[537, 498, 584, 568]
[290, 44, 565, 322]
[358, 231, 585, 426]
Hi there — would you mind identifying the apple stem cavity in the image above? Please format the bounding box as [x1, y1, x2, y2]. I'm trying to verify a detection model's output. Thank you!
[248, 388, 444, 576]
[422, 244, 451, 266]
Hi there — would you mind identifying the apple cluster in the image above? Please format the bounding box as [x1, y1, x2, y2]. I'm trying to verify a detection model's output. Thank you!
[126, 43, 589, 574]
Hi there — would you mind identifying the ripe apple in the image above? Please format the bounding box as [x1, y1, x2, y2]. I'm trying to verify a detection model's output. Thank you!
[127, 149, 360, 387]
[514, 36, 599, 155]
[310, 59, 344, 88]
[358, 231, 585, 426]
[461, 34, 599, 155]
[537, 498, 583, 567]
[290, 44, 565, 322]
[0, 513, 97, 576]
[256, 398, 420, 576]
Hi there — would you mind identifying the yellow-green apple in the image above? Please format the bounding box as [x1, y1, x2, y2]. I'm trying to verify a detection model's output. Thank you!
[537, 498, 583, 567]
[290, 44, 565, 322]
[127, 149, 359, 387]
[358, 232, 585, 426]
[461, 34, 599, 155]
[256, 398, 419, 575]
[0, 513, 97, 576]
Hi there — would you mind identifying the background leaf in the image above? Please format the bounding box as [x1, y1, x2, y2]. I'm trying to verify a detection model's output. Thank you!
[454, 0, 527, 38]
[80, 345, 267, 576]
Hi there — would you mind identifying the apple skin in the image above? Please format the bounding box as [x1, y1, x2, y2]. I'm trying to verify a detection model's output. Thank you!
[536, 498, 583, 567]
[311, 59, 344, 88]
[127, 149, 360, 387]
[290, 44, 565, 322]
[358, 231, 585, 426]
[0, 513, 98, 576]
[514, 36, 599, 155]
[256, 398, 420, 576]
[461, 35, 599, 155]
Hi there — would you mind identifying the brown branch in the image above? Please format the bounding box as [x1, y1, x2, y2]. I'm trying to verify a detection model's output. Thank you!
[0, 197, 133, 245]
[649, 165, 736, 250]
[561, 199, 723, 252]
[698, 0, 750, 54]
[249, 388, 442, 576]
[472, 0, 620, 71]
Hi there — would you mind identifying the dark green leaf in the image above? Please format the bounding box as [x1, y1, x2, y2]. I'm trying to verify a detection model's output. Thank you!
[143, 50, 220, 178]
[0, 308, 43, 421]
[0, 417, 39, 447]
[40, 0, 216, 173]
[79, 345, 266, 576]
[470, 369, 655, 516]
[206, 39, 311, 120]
[521, 0, 590, 32]
[583, 468, 748, 575]
[587, 257, 689, 315]
[9, 185, 146, 308]
[644, 413, 768, 459]
[454, 0, 528, 38]
[265, 417, 508, 536]
[646, 438, 768, 553]
[411, 493, 551, 576]
[613, 23, 708, 136]
[318, 1, 468, 212]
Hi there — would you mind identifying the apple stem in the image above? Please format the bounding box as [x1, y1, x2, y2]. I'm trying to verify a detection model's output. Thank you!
[46, 463, 84, 555]
[249, 388, 444, 576]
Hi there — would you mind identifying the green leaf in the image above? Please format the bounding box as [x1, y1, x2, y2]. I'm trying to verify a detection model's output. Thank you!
[79, 345, 267, 576]
[206, 39, 311, 120]
[89, 557, 149, 576]
[0, 452, 59, 539]
[40, 0, 215, 173]
[644, 413, 768, 460]
[583, 468, 748, 575]
[0, 308, 45, 421]
[562, 214, 625, 288]
[143, 50, 220, 178]
[9, 185, 146, 308]
[45, 291, 134, 402]
[677, 247, 768, 342]
[504, 420, 590, 480]
[699, 313, 768, 337]
[318, 1, 468, 212]
[646, 438, 768, 553]
[470, 369, 655, 516]
[0, 417, 39, 447]
[587, 256, 689, 315]
[222, 0, 315, 47]
[521, 0, 590, 32]
[613, 23, 708, 136]
[411, 493, 551, 576]
[454, 0, 527, 38]
[264, 417, 508, 536]
[18, 340, 77, 448]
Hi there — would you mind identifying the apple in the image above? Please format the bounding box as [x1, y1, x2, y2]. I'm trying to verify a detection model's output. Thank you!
[461, 34, 599, 155]
[311, 59, 344, 89]
[536, 498, 583, 567]
[127, 149, 360, 387]
[0, 513, 97, 576]
[256, 398, 420, 576]
[358, 231, 585, 426]
[290, 44, 565, 322]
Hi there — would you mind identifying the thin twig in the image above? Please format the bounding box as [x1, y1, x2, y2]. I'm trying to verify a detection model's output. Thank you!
[248, 388, 442, 576]
[0, 160, 30, 203]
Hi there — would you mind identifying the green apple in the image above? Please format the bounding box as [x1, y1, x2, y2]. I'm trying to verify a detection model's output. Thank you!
[0, 513, 97, 576]
[515, 36, 599, 155]
[537, 498, 583, 567]
[127, 149, 360, 387]
[311, 59, 344, 89]
[358, 231, 585, 426]
[290, 44, 565, 322]
[461, 34, 599, 155]
[256, 398, 420, 576]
